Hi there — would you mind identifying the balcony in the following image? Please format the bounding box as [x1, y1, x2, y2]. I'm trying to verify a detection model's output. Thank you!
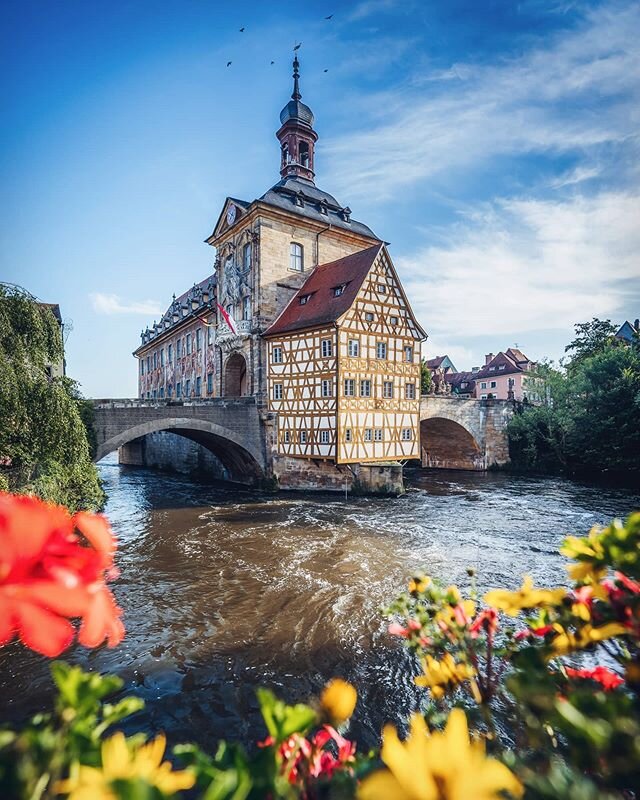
[215, 318, 253, 346]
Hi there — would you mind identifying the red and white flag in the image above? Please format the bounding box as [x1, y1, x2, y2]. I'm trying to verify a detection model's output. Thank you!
[217, 302, 237, 334]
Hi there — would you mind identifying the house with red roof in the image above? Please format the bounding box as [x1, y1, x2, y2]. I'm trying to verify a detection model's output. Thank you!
[473, 349, 538, 401]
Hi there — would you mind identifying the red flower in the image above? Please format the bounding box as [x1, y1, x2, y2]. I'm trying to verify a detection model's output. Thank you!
[566, 666, 624, 691]
[515, 624, 553, 641]
[388, 622, 410, 638]
[469, 608, 499, 639]
[0, 493, 124, 657]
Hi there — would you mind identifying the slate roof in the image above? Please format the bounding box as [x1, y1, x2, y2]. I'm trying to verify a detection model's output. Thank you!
[445, 371, 476, 391]
[259, 177, 379, 240]
[264, 244, 383, 337]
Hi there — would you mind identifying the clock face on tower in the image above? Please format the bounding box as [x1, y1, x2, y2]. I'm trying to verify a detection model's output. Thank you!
[226, 204, 237, 226]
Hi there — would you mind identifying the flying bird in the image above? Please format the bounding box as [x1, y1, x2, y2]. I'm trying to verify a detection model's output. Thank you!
[293, 42, 302, 50]
[270, 60, 275, 65]
[324, 69, 329, 72]
[325, 14, 333, 19]
[226, 61, 232, 67]
[239, 27, 245, 32]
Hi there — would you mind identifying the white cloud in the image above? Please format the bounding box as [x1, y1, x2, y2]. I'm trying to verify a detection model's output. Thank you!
[347, 0, 400, 22]
[398, 190, 640, 343]
[90, 293, 162, 316]
[550, 165, 602, 188]
[324, 3, 640, 199]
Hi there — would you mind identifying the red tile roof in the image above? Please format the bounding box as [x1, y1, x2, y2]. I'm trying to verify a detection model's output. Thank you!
[425, 355, 446, 369]
[473, 349, 535, 380]
[264, 244, 383, 336]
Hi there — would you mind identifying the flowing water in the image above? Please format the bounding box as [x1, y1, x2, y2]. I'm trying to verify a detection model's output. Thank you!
[1, 462, 639, 750]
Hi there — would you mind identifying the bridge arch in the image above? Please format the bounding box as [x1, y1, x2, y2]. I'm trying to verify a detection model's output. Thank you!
[420, 417, 485, 471]
[95, 416, 265, 483]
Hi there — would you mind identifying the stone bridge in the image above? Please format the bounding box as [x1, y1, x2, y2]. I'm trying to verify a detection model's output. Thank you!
[92, 397, 267, 484]
[419, 396, 513, 471]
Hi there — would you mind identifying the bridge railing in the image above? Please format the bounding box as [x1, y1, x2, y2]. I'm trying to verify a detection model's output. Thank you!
[92, 396, 260, 409]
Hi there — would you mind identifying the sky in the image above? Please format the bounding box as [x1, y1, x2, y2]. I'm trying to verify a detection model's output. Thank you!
[1, 0, 638, 396]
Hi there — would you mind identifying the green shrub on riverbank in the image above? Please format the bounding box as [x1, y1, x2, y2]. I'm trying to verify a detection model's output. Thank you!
[508, 319, 640, 479]
[0, 285, 104, 510]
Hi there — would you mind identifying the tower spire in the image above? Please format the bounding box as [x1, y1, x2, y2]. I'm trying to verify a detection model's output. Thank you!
[292, 55, 301, 101]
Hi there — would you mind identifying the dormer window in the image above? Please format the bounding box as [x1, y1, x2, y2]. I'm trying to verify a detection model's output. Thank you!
[299, 294, 311, 305]
[318, 199, 328, 215]
[341, 206, 352, 222]
[333, 284, 347, 297]
[499, 364, 506, 370]
[294, 191, 304, 208]
[489, 366, 496, 372]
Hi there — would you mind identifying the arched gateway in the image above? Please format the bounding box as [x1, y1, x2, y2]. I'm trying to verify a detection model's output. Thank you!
[93, 399, 266, 485]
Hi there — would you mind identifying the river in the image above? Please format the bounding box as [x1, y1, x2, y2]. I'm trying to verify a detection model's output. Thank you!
[1, 463, 639, 751]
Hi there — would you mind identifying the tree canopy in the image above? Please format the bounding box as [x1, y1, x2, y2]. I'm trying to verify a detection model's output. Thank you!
[0, 285, 104, 510]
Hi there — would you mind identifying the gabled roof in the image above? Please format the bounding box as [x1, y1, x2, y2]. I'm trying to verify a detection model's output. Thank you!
[425, 355, 457, 371]
[445, 371, 476, 389]
[264, 244, 383, 337]
[616, 320, 639, 343]
[473, 349, 535, 380]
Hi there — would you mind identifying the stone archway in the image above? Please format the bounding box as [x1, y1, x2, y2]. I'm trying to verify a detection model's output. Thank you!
[420, 418, 485, 471]
[224, 352, 247, 397]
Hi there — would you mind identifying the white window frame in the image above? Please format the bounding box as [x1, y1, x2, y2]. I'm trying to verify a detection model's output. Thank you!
[344, 379, 355, 396]
[321, 339, 333, 358]
[272, 346, 283, 364]
[360, 379, 371, 397]
[273, 383, 283, 400]
[376, 341, 387, 359]
[404, 346, 413, 362]
[402, 428, 414, 441]
[290, 242, 304, 272]
[490, 381, 497, 389]
[480, 382, 487, 389]
[365, 312, 374, 322]
[321, 379, 332, 397]
[320, 430, 330, 444]
[299, 430, 307, 444]
[283, 430, 290, 444]
[390, 315, 399, 326]
[364, 429, 372, 442]
[345, 429, 352, 442]
[377, 283, 387, 294]
[405, 382, 416, 399]
[383, 381, 394, 398]
[348, 339, 360, 357]
[374, 429, 383, 442]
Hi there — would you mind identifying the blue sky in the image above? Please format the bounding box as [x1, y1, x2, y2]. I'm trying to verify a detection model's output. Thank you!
[1, 0, 638, 396]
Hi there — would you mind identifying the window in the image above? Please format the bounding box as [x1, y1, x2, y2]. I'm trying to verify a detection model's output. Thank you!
[167, 385, 172, 398]
[364, 429, 372, 442]
[160, 348, 165, 366]
[321, 379, 332, 397]
[196, 376, 202, 396]
[207, 373, 213, 394]
[345, 429, 352, 442]
[320, 430, 330, 444]
[499, 364, 506, 370]
[185, 379, 191, 396]
[274, 383, 283, 400]
[333, 284, 345, 297]
[390, 316, 399, 325]
[176, 382, 182, 398]
[383, 381, 394, 398]
[321, 339, 333, 357]
[402, 428, 414, 441]
[405, 382, 416, 399]
[283, 431, 290, 444]
[146, 391, 150, 399]
[272, 346, 283, 363]
[152, 389, 157, 400]
[299, 141, 310, 168]
[348, 339, 359, 357]
[159, 387, 164, 399]
[377, 283, 387, 294]
[140, 360, 144, 376]
[168, 344, 172, 363]
[153, 352, 157, 370]
[300, 430, 307, 444]
[489, 366, 496, 372]
[374, 429, 383, 441]
[207, 327, 213, 345]
[290, 242, 304, 271]
[480, 382, 487, 389]
[360, 379, 371, 397]
[196, 329, 202, 351]
[490, 381, 497, 389]
[377, 341, 387, 359]
[299, 294, 310, 305]
[481, 393, 488, 399]
[242, 295, 251, 321]
[344, 379, 355, 396]
[176, 339, 182, 359]
[146, 356, 151, 372]
[243, 242, 251, 271]
[365, 312, 374, 322]
[186, 333, 192, 354]
[404, 346, 413, 362]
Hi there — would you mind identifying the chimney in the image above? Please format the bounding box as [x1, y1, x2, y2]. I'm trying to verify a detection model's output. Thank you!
[485, 353, 494, 365]
[635, 318, 639, 331]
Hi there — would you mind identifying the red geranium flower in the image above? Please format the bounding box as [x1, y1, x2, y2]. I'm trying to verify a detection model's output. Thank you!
[566, 665, 624, 691]
[0, 493, 124, 657]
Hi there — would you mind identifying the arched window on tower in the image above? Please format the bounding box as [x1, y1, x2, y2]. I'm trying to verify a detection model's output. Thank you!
[290, 242, 303, 272]
[281, 143, 289, 165]
[299, 141, 310, 168]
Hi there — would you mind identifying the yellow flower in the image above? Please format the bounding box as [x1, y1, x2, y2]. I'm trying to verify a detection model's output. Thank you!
[409, 575, 431, 594]
[436, 600, 476, 629]
[56, 732, 195, 799]
[320, 678, 357, 724]
[414, 654, 475, 699]
[561, 529, 605, 561]
[358, 709, 522, 800]
[484, 576, 566, 616]
[566, 561, 606, 584]
[549, 622, 627, 657]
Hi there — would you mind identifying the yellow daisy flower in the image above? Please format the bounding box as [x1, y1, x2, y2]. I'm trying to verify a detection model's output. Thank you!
[358, 709, 522, 800]
[549, 622, 627, 657]
[414, 654, 475, 699]
[320, 678, 357, 725]
[484, 576, 566, 616]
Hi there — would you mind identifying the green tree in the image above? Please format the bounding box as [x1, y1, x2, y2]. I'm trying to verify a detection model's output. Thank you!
[0, 285, 104, 510]
[565, 318, 618, 368]
[420, 358, 433, 395]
